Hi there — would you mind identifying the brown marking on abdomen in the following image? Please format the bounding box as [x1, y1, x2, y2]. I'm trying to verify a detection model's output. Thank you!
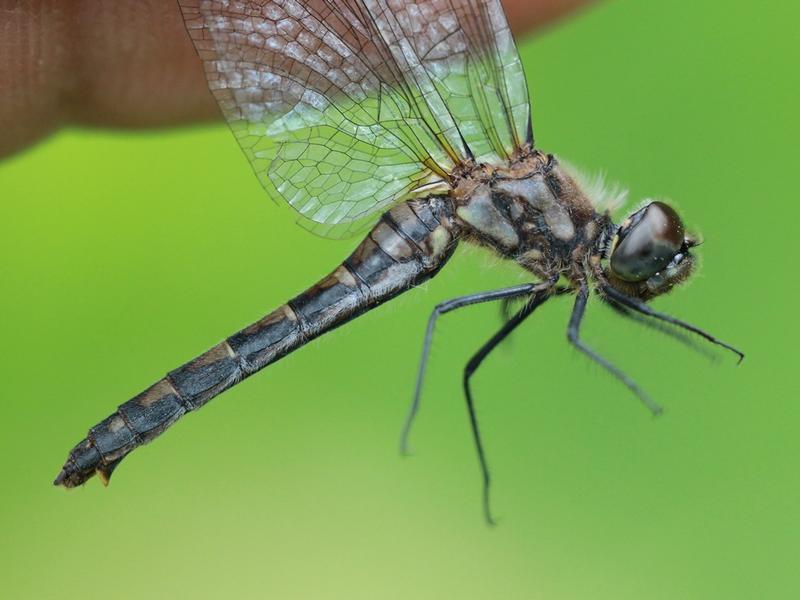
[54, 197, 459, 489]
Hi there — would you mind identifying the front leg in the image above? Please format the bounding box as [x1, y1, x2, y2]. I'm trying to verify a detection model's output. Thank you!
[601, 285, 744, 362]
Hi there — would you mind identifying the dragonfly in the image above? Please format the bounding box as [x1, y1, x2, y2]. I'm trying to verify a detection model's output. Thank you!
[54, 0, 743, 523]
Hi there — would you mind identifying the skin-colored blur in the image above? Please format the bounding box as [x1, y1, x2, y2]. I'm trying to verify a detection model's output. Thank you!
[0, 0, 591, 159]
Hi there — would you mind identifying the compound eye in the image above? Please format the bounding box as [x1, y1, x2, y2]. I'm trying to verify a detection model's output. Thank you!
[610, 201, 685, 282]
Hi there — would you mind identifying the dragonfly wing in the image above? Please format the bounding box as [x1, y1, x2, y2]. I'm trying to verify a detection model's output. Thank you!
[379, 0, 533, 162]
[179, 0, 532, 238]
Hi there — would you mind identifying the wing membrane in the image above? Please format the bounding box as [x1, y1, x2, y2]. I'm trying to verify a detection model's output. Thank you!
[179, 0, 531, 237]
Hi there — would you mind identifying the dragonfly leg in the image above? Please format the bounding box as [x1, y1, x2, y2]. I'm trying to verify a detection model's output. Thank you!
[499, 285, 572, 324]
[568, 283, 663, 416]
[462, 283, 555, 525]
[498, 296, 517, 324]
[603, 298, 717, 360]
[401, 283, 540, 455]
[601, 285, 744, 363]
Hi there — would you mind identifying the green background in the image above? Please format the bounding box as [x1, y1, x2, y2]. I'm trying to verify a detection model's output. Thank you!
[1, 0, 797, 597]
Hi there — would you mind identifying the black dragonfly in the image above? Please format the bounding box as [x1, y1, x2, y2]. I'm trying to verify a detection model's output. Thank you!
[55, 0, 743, 523]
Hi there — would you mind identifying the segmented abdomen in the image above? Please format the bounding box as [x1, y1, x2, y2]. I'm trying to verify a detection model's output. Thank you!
[55, 198, 458, 487]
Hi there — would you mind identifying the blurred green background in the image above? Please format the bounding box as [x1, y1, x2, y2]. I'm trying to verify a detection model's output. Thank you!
[1, 0, 798, 598]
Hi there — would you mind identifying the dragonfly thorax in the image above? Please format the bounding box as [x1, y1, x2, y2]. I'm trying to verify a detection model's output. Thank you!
[449, 153, 698, 301]
[452, 153, 607, 282]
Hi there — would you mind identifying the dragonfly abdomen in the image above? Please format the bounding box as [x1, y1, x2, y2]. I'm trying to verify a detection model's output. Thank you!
[54, 197, 460, 488]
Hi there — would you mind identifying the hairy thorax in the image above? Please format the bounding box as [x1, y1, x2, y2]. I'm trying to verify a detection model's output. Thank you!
[449, 150, 611, 282]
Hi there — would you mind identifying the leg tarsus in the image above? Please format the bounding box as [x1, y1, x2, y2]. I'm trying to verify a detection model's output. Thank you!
[602, 285, 744, 364]
[603, 299, 717, 361]
[569, 283, 663, 416]
[461, 281, 556, 524]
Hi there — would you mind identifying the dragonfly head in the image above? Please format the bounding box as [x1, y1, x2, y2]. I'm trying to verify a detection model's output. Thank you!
[604, 201, 698, 299]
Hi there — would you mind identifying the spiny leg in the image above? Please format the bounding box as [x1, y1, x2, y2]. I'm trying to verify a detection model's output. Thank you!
[499, 297, 518, 324]
[499, 285, 572, 325]
[401, 283, 540, 455]
[601, 285, 744, 363]
[603, 299, 716, 360]
[568, 283, 663, 416]
[463, 284, 555, 525]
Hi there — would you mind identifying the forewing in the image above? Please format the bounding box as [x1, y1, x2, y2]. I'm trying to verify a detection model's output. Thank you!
[377, 0, 532, 162]
[179, 0, 531, 237]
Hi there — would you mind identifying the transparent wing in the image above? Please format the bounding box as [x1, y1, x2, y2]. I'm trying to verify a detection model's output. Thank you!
[381, 0, 532, 162]
[179, 0, 531, 237]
